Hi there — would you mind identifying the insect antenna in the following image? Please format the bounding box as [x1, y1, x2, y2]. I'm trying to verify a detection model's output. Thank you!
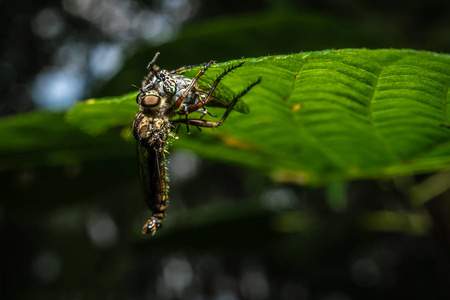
[131, 84, 143, 91]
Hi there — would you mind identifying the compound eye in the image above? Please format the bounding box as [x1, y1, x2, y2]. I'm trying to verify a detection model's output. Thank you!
[163, 78, 177, 97]
[142, 94, 161, 107]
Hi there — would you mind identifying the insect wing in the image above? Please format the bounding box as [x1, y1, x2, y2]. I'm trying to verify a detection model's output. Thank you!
[136, 143, 166, 213]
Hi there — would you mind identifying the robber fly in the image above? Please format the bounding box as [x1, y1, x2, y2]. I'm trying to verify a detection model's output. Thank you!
[133, 52, 260, 235]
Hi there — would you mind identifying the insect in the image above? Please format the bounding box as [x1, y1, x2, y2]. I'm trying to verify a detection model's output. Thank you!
[132, 52, 261, 235]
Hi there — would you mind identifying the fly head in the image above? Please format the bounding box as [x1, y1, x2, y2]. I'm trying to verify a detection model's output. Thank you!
[136, 89, 162, 110]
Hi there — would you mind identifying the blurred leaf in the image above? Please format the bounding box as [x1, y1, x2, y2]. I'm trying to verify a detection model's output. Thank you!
[325, 182, 348, 212]
[360, 210, 432, 235]
[408, 171, 450, 206]
[1, 49, 450, 185]
[0, 111, 131, 170]
[97, 10, 404, 97]
[66, 92, 137, 135]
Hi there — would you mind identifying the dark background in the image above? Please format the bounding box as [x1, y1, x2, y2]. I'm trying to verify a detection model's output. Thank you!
[1, 0, 450, 299]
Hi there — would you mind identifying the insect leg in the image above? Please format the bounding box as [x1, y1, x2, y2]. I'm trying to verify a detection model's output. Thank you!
[172, 60, 215, 110]
[142, 66, 160, 88]
[197, 108, 217, 119]
[146, 52, 161, 77]
[185, 114, 191, 134]
[215, 77, 261, 126]
[142, 52, 162, 87]
[170, 61, 217, 73]
[173, 77, 261, 128]
[184, 62, 245, 114]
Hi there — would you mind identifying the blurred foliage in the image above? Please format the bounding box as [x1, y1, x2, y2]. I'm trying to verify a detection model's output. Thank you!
[97, 10, 406, 98]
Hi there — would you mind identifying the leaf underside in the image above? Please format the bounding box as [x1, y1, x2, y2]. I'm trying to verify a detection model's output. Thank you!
[2, 49, 450, 184]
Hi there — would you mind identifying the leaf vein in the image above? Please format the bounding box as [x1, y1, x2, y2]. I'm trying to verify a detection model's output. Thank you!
[367, 56, 419, 161]
[286, 59, 354, 170]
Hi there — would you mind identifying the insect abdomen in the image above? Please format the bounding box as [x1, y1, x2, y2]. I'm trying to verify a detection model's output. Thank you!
[145, 150, 168, 217]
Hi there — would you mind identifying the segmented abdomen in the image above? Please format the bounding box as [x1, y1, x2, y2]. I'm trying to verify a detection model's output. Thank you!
[132, 112, 171, 221]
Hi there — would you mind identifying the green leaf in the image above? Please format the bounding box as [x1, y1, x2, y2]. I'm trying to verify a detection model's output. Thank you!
[174, 49, 450, 184]
[1, 49, 450, 185]
[0, 111, 131, 170]
[66, 92, 137, 135]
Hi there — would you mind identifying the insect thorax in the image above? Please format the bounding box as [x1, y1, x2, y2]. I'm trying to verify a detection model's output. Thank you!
[149, 72, 200, 105]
